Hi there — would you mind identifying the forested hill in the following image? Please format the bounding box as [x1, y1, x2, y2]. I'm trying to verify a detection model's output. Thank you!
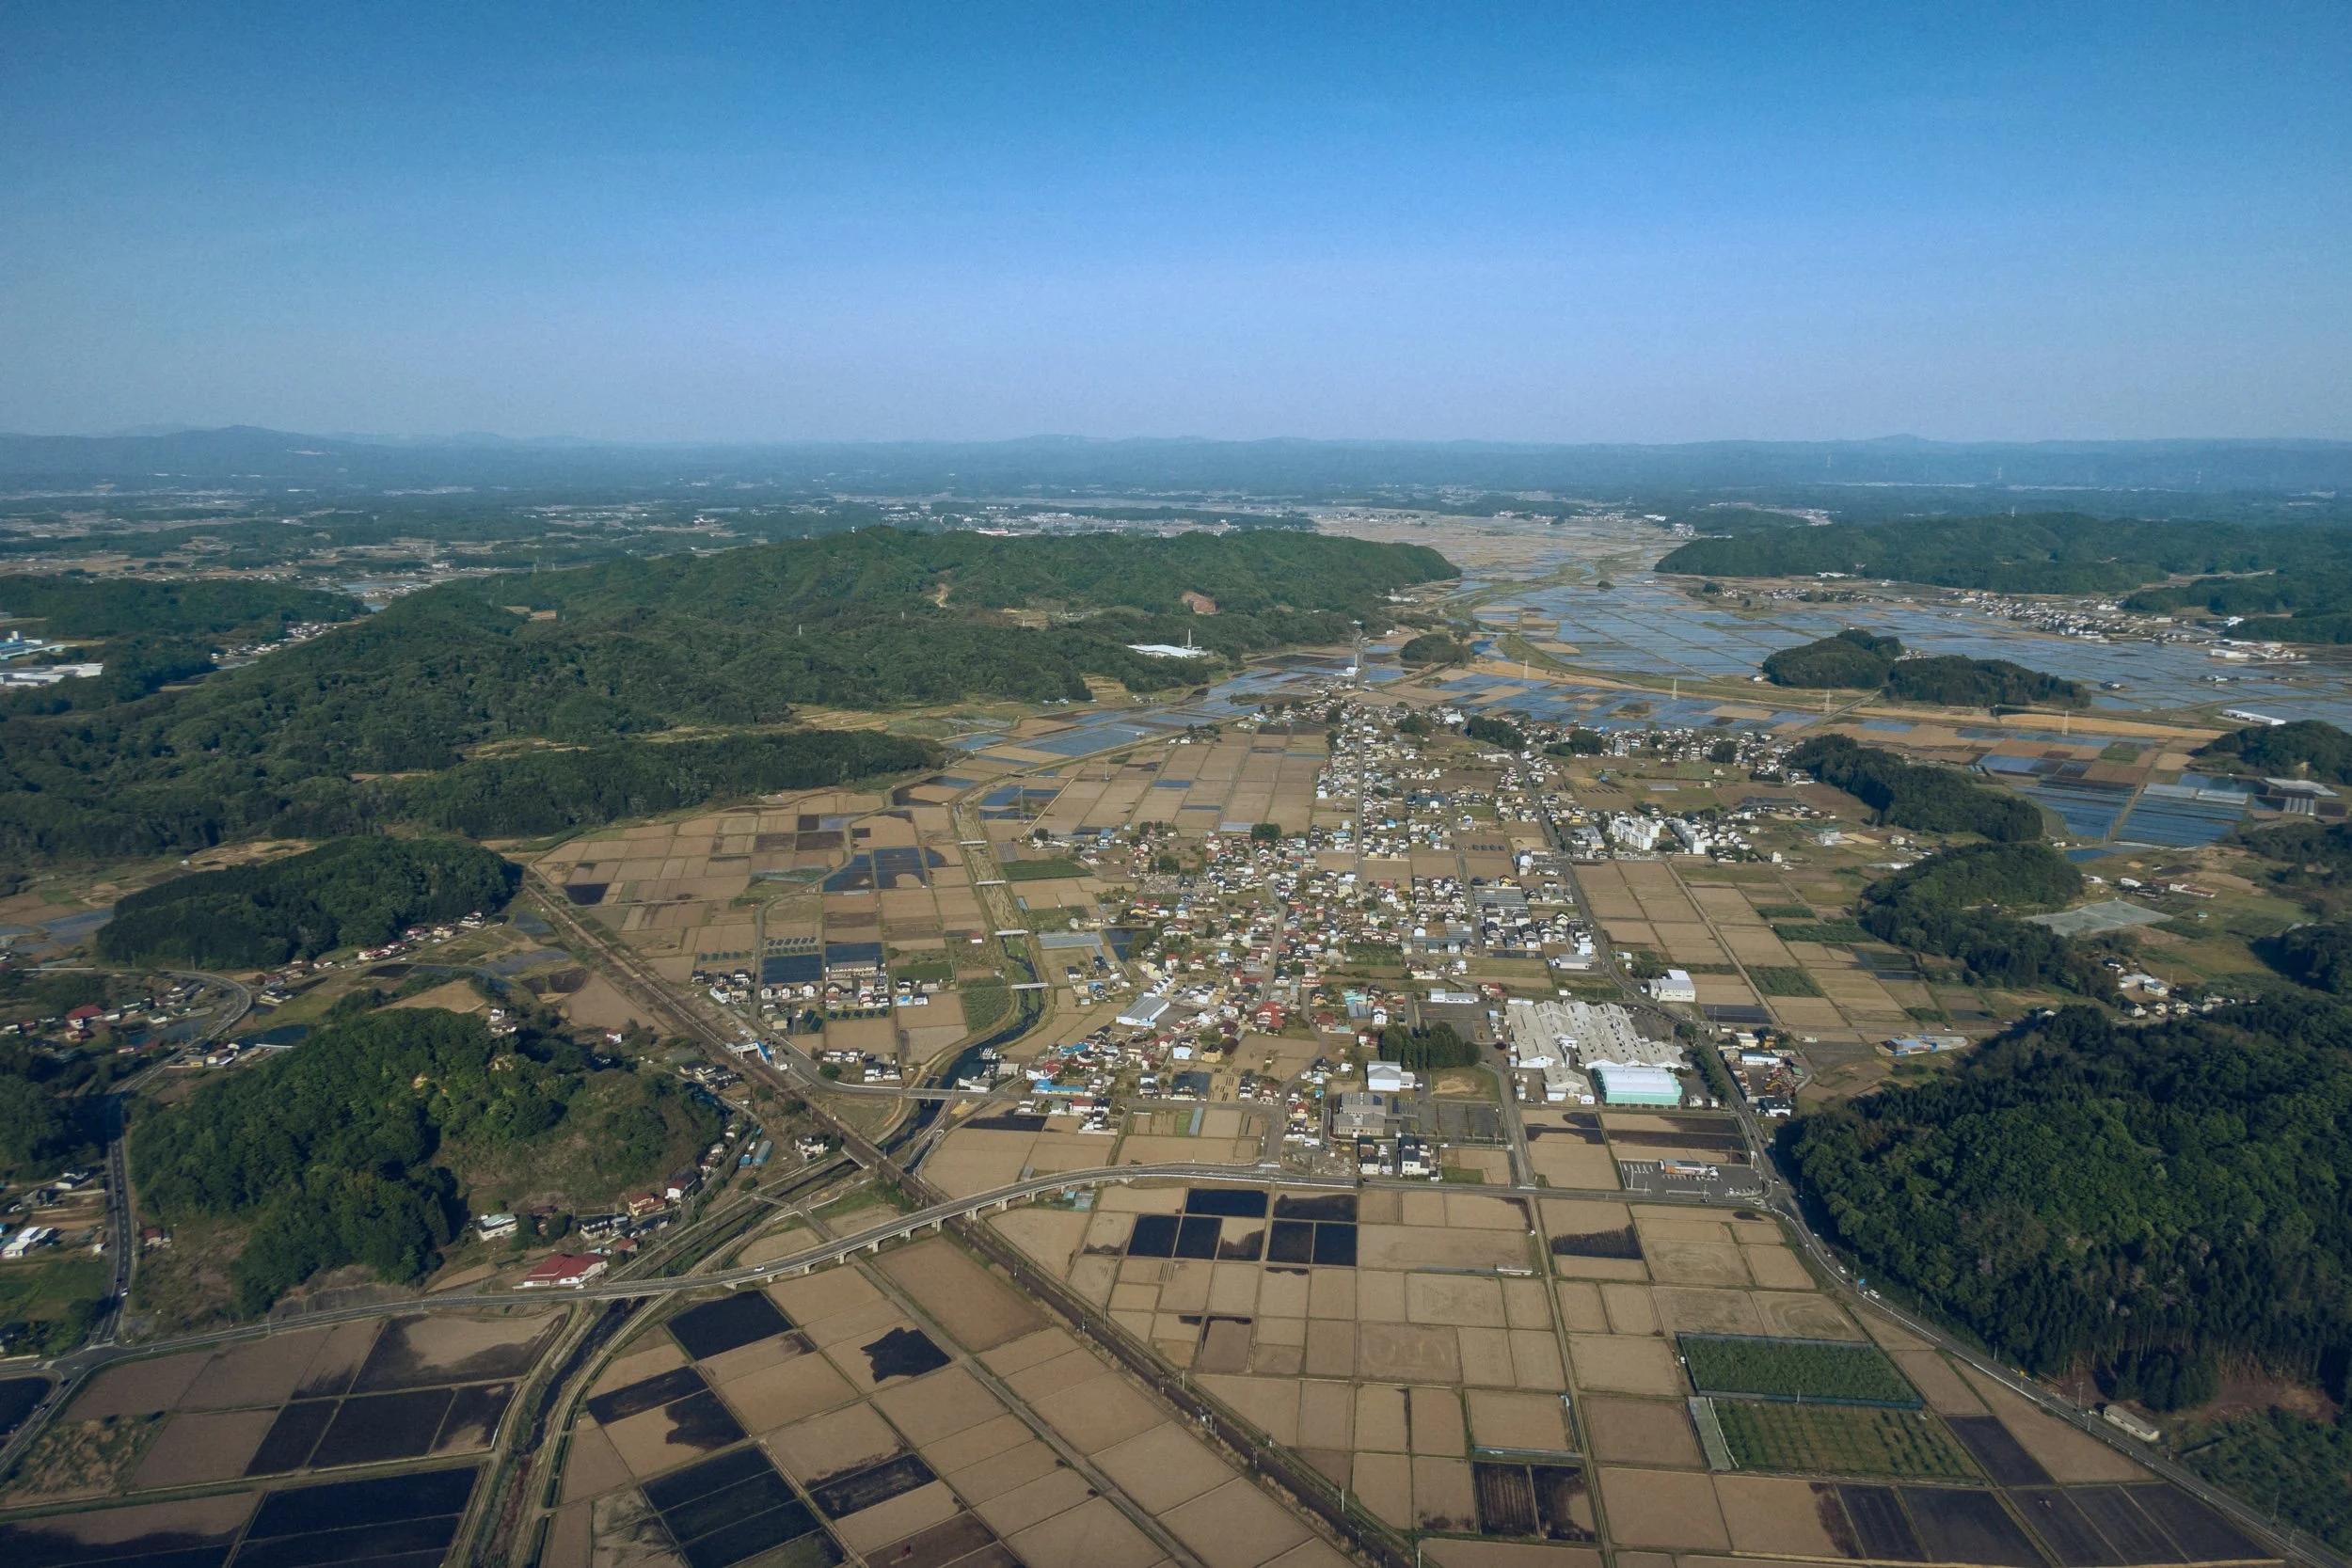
[0, 575, 363, 638]
[133, 1006, 720, 1314]
[2196, 718, 2352, 784]
[99, 837, 517, 969]
[1763, 630, 2087, 708]
[1658, 512, 2351, 594]
[0, 528, 1449, 861]
[0, 575, 372, 709]
[1782, 1000, 2352, 1408]
[498, 527, 1452, 623]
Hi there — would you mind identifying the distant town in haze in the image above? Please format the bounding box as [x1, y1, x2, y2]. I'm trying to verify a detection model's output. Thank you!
[4, 7, 2352, 1568]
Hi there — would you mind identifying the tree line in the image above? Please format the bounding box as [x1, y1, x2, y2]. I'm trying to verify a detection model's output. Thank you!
[0, 574, 362, 639]
[1854, 840, 2112, 996]
[1659, 511, 2352, 595]
[1764, 629, 2086, 708]
[98, 836, 518, 969]
[1376, 1021, 1479, 1071]
[2198, 718, 2352, 784]
[1788, 734, 2045, 841]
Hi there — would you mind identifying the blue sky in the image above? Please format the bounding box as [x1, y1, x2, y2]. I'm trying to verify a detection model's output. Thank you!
[2, 4, 2346, 441]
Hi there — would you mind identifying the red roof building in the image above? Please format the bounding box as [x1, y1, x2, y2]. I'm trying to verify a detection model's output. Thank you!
[519, 1254, 608, 1289]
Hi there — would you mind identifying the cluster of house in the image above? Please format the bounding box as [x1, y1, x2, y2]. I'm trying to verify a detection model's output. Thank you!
[499, 1166, 706, 1288]
[1, 1166, 101, 1257]
[3, 977, 215, 1047]
[816, 1046, 903, 1084]
[676, 1059, 742, 1094]
[1009, 1023, 1155, 1133]
[212, 620, 341, 663]
[1947, 589, 2177, 646]
[697, 946, 930, 1024]
[1327, 1077, 1436, 1177]
[353, 910, 491, 963]
[1, 1225, 60, 1259]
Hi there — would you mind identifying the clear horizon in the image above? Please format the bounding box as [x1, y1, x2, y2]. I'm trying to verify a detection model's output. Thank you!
[4, 4, 2347, 444]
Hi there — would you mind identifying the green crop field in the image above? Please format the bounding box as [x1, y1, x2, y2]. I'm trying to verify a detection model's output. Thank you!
[960, 978, 1013, 1034]
[1001, 858, 1089, 881]
[1716, 1401, 1979, 1479]
[1679, 1334, 1920, 1406]
[1772, 922, 1873, 945]
[0, 1256, 107, 1321]
[0, 1255, 109, 1354]
[1749, 965, 1827, 998]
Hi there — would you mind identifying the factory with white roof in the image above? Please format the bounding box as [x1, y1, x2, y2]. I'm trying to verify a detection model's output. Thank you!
[1503, 997, 1689, 1105]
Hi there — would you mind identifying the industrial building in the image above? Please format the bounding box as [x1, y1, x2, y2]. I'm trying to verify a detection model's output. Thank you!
[1505, 998, 1680, 1068]
[1538, 1057, 1593, 1104]
[1332, 1090, 1388, 1136]
[1116, 994, 1171, 1029]
[1592, 1063, 1684, 1106]
[1506, 998, 1681, 1102]
[1885, 1033, 1965, 1055]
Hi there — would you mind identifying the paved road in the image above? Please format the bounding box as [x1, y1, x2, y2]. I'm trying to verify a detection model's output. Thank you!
[92, 970, 251, 1344]
[28, 1160, 1681, 1384]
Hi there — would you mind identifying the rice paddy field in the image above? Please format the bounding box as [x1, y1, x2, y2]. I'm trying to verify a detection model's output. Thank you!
[0, 1308, 564, 1568]
[2, 1151, 2284, 1564]
[1, 1308, 558, 1510]
[539, 1232, 1356, 1568]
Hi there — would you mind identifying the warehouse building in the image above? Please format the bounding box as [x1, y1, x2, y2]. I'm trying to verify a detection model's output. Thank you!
[1592, 1063, 1684, 1106]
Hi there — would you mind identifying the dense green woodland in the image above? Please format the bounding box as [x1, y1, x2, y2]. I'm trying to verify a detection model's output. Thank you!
[2179, 1410, 2352, 1554]
[389, 730, 935, 838]
[2197, 719, 2352, 784]
[1855, 841, 2109, 996]
[1764, 630, 2085, 708]
[1375, 1022, 1479, 1072]
[1762, 629, 1901, 687]
[0, 575, 370, 715]
[1886, 655, 2084, 708]
[98, 837, 517, 968]
[1400, 632, 1472, 665]
[1462, 716, 1525, 752]
[133, 1006, 720, 1314]
[1788, 734, 2045, 842]
[2129, 569, 2352, 644]
[0, 530, 1444, 862]
[1660, 512, 2352, 595]
[0, 1046, 103, 1180]
[1784, 1001, 2352, 1412]
[2265, 923, 2352, 993]
[0, 575, 362, 639]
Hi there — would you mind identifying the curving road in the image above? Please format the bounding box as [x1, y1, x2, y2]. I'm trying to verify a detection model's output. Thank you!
[93, 969, 252, 1344]
[32, 1161, 1677, 1379]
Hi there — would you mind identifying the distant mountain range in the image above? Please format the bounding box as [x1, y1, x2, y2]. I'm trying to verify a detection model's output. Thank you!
[3, 426, 2350, 497]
